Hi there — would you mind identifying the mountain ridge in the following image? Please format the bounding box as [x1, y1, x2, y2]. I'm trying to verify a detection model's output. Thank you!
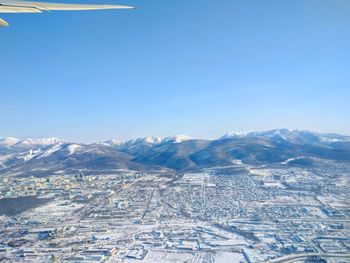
[1, 129, 350, 176]
[2, 129, 350, 147]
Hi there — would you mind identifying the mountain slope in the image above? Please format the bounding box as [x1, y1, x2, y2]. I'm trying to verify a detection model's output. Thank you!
[1, 130, 349, 176]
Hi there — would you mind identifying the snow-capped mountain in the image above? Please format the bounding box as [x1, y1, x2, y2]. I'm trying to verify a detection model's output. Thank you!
[17, 137, 62, 146]
[116, 135, 192, 147]
[0, 130, 349, 176]
[125, 136, 164, 145]
[0, 137, 20, 146]
[164, 135, 193, 144]
[221, 129, 350, 145]
[0, 137, 63, 149]
[221, 129, 307, 140]
[99, 139, 123, 146]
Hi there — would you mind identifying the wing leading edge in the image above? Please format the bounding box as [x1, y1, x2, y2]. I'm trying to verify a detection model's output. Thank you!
[0, 0, 134, 26]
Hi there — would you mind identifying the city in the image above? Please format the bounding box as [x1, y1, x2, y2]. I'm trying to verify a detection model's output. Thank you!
[1, 156, 349, 262]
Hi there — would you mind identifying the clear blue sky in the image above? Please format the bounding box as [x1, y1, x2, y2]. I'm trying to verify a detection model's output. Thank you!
[1, 0, 349, 142]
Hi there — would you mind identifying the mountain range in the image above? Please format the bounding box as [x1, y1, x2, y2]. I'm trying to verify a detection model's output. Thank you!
[1, 129, 350, 177]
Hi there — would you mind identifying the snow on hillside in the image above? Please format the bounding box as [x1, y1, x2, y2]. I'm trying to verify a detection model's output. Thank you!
[0, 154, 12, 168]
[0, 137, 63, 148]
[127, 136, 164, 145]
[164, 135, 193, 143]
[67, 144, 82, 155]
[143, 136, 163, 144]
[0, 137, 20, 146]
[220, 132, 250, 139]
[20, 149, 43, 161]
[220, 129, 310, 140]
[19, 137, 62, 146]
[318, 134, 350, 143]
[38, 142, 65, 158]
[106, 139, 123, 145]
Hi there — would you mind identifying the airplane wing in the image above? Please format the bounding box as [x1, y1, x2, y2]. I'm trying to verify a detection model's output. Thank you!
[0, 0, 134, 26]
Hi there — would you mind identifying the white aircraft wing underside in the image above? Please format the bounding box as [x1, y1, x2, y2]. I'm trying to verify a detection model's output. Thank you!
[0, 0, 134, 26]
[0, 5, 42, 12]
[0, 0, 134, 11]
